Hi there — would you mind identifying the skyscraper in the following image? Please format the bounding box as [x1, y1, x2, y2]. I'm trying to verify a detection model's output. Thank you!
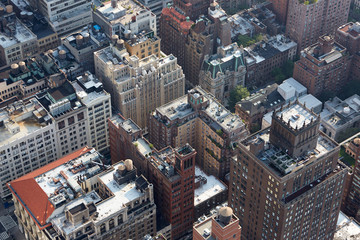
[229, 101, 348, 240]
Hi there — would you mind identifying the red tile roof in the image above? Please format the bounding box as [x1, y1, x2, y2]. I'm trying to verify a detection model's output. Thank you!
[162, 7, 193, 32]
[8, 147, 92, 230]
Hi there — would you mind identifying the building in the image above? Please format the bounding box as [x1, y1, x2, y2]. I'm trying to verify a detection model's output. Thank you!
[137, 0, 172, 31]
[336, 22, 360, 81]
[0, 98, 56, 198]
[293, 36, 351, 98]
[149, 86, 248, 180]
[194, 167, 227, 220]
[320, 95, 360, 142]
[0, 58, 51, 102]
[0, 5, 38, 67]
[286, 0, 351, 52]
[159, 5, 193, 68]
[107, 116, 196, 240]
[184, 2, 231, 86]
[229, 101, 348, 240]
[172, 0, 210, 21]
[199, 43, 246, 105]
[71, 72, 112, 153]
[33, 0, 92, 36]
[8, 147, 157, 240]
[10, 0, 60, 53]
[122, 30, 161, 59]
[94, 40, 185, 129]
[92, 0, 156, 38]
[193, 207, 241, 240]
[244, 34, 297, 87]
[267, 0, 288, 24]
[62, 29, 109, 74]
[342, 138, 360, 221]
[334, 211, 360, 240]
[235, 83, 284, 133]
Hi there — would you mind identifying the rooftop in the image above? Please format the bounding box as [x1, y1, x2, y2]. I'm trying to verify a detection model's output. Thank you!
[155, 87, 246, 134]
[275, 103, 317, 130]
[335, 211, 360, 240]
[0, 98, 53, 146]
[243, 129, 337, 176]
[194, 167, 227, 206]
[0, 17, 37, 48]
[338, 22, 360, 38]
[96, 0, 152, 26]
[304, 36, 346, 64]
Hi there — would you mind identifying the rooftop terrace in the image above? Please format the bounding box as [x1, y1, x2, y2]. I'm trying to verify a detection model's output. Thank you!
[275, 103, 317, 129]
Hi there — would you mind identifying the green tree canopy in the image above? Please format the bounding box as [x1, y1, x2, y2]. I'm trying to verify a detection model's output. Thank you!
[228, 86, 250, 112]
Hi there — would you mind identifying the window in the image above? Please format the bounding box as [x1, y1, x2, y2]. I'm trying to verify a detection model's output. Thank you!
[58, 121, 65, 129]
[68, 116, 75, 125]
[78, 112, 84, 121]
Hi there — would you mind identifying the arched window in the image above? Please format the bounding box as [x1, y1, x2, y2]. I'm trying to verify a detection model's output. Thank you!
[118, 214, 123, 224]
[109, 219, 115, 229]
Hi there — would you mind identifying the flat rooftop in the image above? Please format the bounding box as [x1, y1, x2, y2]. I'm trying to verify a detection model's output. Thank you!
[194, 167, 227, 206]
[0, 99, 53, 146]
[97, 0, 148, 26]
[0, 18, 36, 48]
[335, 211, 360, 240]
[276, 103, 317, 130]
[155, 87, 245, 133]
[243, 129, 337, 177]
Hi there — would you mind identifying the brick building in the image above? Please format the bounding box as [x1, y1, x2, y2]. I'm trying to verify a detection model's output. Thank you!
[293, 35, 351, 97]
[172, 0, 210, 21]
[108, 114, 196, 239]
[159, 6, 193, 68]
[343, 138, 360, 222]
[336, 22, 360, 81]
[267, 0, 289, 24]
[229, 101, 348, 240]
[148, 86, 248, 180]
[286, 0, 351, 53]
[193, 207, 241, 240]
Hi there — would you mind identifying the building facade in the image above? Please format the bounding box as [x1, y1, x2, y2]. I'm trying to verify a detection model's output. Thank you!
[34, 0, 92, 36]
[94, 41, 185, 129]
[8, 147, 157, 240]
[149, 86, 248, 180]
[286, 0, 351, 52]
[293, 35, 351, 97]
[229, 101, 348, 240]
[0, 98, 56, 198]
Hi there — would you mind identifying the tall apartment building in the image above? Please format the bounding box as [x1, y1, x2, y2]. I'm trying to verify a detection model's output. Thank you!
[94, 39, 185, 129]
[0, 5, 38, 67]
[199, 43, 246, 105]
[8, 147, 157, 240]
[108, 115, 196, 239]
[244, 34, 297, 87]
[229, 101, 348, 240]
[71, 72, 112, 153]
[0, 98, 56, 198]
[193, 207, 241, 240]
[286, 0, 351, 52]
[184, 2, 231, 86]
[93, 0, 156, 38]
[149, 86, 248, 180]
[336, 22, 360, 81]
[293, 35, 351, 97]
[34, 0, 92, 36]
[267, 0, 289, 24]
[159, 5, 194, 68]
[343, 137, 360, 222]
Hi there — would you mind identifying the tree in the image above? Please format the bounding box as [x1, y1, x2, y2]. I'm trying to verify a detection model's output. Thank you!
[228, 86, 250, 112]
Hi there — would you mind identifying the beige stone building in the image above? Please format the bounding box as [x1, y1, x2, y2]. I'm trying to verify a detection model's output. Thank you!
[94, 37, 185, 129]
[8, 147, 157, 240]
